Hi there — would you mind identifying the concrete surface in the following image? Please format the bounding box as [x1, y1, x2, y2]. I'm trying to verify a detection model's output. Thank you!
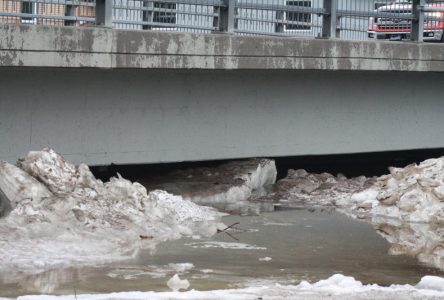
[1, 24, 444, 71]
[1, 68, 444, 165]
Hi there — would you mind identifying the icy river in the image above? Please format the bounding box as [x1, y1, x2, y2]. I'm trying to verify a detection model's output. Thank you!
[1, 149, 444, 299]
[1, 208, 443, 298]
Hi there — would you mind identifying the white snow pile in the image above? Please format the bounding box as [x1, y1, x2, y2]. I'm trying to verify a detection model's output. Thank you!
[0, 149, 224, 275]
[4, 274, 444, 300]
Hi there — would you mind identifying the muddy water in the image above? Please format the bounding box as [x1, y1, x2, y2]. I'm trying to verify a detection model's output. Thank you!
[1, 209, 443, 297]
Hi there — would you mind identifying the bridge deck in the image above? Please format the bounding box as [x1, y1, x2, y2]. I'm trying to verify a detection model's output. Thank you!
[1, 24, 444, 72]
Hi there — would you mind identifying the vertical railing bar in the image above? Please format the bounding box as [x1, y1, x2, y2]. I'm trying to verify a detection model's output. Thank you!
[96, 0, 112, 27]
[322, 0, 337, 38]
[218, 0, 234, 32]
[412, 0, 425, 42]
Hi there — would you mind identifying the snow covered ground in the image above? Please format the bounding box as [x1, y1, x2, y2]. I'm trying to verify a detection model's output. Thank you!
[2, 274, 444, 300]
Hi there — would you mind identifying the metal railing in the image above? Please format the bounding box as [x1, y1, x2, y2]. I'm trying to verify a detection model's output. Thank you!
[112, 0, 224, 31]
[1, 0, 444, 42]
[0, 0, 95, 26]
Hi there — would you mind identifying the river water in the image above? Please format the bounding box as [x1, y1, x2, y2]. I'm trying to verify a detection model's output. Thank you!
[1, 208, 442, 298]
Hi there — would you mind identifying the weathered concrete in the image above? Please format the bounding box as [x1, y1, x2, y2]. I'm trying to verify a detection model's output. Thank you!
[1, 25, 444, 165]
[1, 68, 444, 166]
[1, 24, 444, 71]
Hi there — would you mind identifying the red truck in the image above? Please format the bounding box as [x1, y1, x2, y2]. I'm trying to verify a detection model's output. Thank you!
[367, 0, 444, 42]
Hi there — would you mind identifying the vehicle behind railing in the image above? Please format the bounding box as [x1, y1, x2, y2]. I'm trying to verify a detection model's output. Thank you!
[0, 0, 443, 43]
[368, 0, 444, 42]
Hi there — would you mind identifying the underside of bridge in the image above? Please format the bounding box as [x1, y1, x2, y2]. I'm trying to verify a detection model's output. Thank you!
[1, 67, 443, 165]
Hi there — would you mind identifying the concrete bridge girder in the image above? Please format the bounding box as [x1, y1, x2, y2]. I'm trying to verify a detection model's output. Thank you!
[0, 25, 444, 165]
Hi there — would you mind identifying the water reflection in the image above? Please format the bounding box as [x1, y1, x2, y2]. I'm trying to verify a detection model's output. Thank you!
[371, 216, 444, 271]
[263, 167, 444, 272]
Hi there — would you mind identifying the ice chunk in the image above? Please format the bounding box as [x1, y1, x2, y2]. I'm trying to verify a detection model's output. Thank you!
[0, 188, 11, 217]
[258, 257, 272, 261]
[17, 148, 78, 194]
[416, 275, 444, 291]
[0, 161, 52, 214]
[169, 263, 194, 273]
[107, 263, 194, 280]
[311, 274, 363, 290]
[166, 274, 190, 291]
[186, 241, 266, 250]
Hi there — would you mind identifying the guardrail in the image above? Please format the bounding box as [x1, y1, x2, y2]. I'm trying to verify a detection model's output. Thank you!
[1, 0, 443, 42]
[0, 0, 95, 26]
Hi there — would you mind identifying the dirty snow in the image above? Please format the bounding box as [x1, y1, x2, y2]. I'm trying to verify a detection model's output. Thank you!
[0, 149, 224, 279]
[263, 157, 444, 270]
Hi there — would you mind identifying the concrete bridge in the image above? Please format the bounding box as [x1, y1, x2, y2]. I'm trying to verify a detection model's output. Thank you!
[1, 24, 444, 166]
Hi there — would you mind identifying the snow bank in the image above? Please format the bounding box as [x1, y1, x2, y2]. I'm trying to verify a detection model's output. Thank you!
[0, 149, 224, 279]
[364, 158, 444, 223]
[265, 157, 444, 271]
[352, 158, 444, 270]
[5, 274, 444, 300]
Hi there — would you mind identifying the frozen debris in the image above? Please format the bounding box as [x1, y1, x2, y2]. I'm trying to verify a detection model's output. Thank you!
[6, 274, 444, 300]
[0, 149, 224, 279]
[263, 222, 294, 226]
[169, 263, 195, 273]
[141, 159, 277, 215]
[354, 157, 444, 270]
[258, 257, 272, 261]
[17, 149, 78, 195]
[262, 168, 375, 210]
[0, 161, 52, 216]
[166, 274, 190, 291]
[0, 188, 11, 218]
[367, 158, 444, 224]
[263, 157, 444, 271]
[107, 263, 195, 280]
[186, 241, 266, 250]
